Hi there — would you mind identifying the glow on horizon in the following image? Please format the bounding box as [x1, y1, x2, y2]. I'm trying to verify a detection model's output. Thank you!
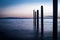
[1, 3, 60, 18]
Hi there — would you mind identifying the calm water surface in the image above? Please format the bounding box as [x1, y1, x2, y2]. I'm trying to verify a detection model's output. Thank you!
[0, 19, 60, 40]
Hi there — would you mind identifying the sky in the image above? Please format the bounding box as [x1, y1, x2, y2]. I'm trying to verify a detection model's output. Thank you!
[0, 0, 60, 18]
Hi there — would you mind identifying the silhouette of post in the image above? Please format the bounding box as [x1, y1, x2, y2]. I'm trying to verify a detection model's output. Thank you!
[33, 10, 39, 40]
[41, 6, 44, 40]
[33, 10, 37, 33]
[53, 0, 58, 40]
[36, 10, 39, 35]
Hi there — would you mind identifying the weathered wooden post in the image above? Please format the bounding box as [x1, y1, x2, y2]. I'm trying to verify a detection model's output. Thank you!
[53, 0, 58, 40]
[41, 6, 44, 40]
[37, 10, 39, 34]
[33, 10, 37, 33]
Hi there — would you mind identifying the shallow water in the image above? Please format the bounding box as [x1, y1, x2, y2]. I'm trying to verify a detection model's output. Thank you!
[0, 19, 60, 40]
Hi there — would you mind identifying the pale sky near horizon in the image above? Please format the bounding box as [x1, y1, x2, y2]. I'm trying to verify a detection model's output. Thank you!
[0, 0, 60, 18]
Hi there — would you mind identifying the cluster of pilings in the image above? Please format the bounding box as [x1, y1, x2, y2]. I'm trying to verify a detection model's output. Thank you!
[33, 6, 43, 40]
[33, 0, 58, 40]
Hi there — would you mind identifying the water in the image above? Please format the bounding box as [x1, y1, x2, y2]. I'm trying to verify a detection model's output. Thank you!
[0, 19, 60, 40]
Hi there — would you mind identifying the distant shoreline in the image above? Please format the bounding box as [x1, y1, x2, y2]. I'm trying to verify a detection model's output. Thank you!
[0, 16, 60, 19]
[0, 18, 60, 19]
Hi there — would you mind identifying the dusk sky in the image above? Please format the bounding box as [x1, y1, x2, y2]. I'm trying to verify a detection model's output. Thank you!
[0, 0, 60, 18]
